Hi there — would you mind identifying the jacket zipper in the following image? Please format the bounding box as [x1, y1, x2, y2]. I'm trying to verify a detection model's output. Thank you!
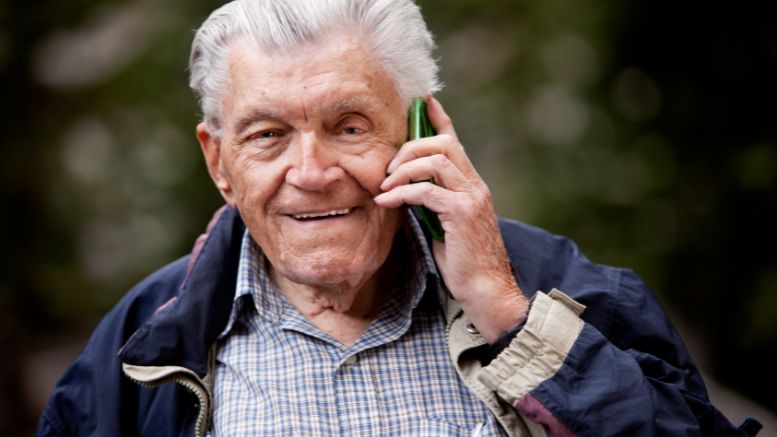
[124, 370, 211, 437]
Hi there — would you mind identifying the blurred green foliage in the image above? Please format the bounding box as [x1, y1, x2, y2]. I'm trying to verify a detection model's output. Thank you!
[1, 0, 776, 433]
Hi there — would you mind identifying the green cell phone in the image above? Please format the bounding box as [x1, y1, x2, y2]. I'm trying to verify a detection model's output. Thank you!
[407, 98, 445, 241]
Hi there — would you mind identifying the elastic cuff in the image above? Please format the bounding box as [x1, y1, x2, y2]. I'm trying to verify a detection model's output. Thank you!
[486, 300, 532, 361]
[478, 289, 586, 404]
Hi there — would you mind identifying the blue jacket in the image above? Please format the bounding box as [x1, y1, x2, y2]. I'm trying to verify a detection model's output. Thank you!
[37, 206, 754, 436]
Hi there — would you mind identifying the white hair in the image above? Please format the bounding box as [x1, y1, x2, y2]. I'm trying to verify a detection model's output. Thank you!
[189, 0, 441, 134]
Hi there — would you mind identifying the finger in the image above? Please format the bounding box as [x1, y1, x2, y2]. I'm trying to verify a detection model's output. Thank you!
[425, 95, 459, 141]
[387, 135, 471, 175]
[380, 153, 472, 193]
[374, 181, 456, 213]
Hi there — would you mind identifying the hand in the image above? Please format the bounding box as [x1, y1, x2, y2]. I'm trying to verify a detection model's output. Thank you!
[374, 96, 528, 343]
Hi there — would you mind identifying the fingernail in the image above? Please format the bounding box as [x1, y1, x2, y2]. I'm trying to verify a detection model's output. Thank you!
[387, 159, 397, 174]
[374, 193, 387, 202]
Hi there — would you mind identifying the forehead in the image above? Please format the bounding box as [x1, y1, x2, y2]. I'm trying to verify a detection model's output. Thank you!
[221, 34, 401, 122]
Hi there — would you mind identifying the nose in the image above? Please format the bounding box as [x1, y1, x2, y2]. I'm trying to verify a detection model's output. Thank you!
[285, 133, 345, 191]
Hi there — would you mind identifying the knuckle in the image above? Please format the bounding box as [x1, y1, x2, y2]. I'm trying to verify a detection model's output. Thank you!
[480, 186, 493, 203]
[427, 184, 445, 205]
[468, 185, 491, 210]
[431, 153, 449, 168]
[438, 134, 464, 156]
[478, 191, 492, 210]
[438, 134, 455, 148]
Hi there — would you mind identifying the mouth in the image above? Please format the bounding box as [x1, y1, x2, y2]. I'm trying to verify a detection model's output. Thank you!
[290, 208, 352, 221]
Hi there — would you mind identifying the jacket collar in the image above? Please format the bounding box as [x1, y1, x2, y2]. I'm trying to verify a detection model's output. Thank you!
[118, 206, 245, 378]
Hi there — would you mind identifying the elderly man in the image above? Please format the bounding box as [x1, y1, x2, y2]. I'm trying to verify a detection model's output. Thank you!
[38, 0, 757, 436]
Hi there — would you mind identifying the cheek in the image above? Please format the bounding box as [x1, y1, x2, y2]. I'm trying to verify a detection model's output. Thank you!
[341, 144, 399, 194]
[227, 155, 287, 208]
[346, 157, 393, 194]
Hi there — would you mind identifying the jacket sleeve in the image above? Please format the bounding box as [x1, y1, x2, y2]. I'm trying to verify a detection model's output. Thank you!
[478, 270, 748, 437]
[35, 302, 142, 436]
[35, 257, 190, 436]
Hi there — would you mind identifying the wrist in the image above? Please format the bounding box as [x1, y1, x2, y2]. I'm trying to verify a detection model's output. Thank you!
[485, 299, 532, 360]
[458, 284, 529, 343]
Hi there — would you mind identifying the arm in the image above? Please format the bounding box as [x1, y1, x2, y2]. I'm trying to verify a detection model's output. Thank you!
[375, 95, 528, 343]
[375, 97, 747, 436]
[36, 257, 190, 436]
[480, 278, 746, 436]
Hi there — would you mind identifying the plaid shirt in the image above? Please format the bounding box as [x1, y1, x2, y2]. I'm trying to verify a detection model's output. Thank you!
[210, 212, 506, 436]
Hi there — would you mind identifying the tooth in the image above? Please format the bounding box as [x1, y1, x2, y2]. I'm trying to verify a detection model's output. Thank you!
[293, 208, 351, 220]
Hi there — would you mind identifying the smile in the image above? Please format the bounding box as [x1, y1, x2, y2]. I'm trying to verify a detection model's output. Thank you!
[291, 208, 352, 220]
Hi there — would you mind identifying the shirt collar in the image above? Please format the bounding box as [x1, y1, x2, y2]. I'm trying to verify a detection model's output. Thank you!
[219, 209, 441, 339]
[216, 231, 254, 339]
[402, 209, 441, 313]
[406, 208, 440, 282]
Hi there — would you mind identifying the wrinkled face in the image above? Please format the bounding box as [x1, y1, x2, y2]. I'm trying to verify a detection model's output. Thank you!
[198, 34, 407, 288]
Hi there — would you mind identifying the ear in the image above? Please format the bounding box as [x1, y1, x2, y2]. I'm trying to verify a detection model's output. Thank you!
[196, 122, 235, 206]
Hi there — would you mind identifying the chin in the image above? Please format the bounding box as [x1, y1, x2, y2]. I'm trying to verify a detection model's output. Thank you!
[275, 250, 384, 288]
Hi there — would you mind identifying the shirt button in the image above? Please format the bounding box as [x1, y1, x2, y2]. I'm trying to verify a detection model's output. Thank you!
[344, 355, 358, 366]
[466, 323, 480, 335]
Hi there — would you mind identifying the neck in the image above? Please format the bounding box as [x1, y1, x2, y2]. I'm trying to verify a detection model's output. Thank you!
[270, 233, 408, 346]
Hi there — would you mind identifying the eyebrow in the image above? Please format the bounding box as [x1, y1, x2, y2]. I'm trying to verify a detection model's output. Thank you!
[329, 95, 383, 115]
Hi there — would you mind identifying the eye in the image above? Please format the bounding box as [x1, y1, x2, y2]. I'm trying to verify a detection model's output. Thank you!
[342, 126, 364, 135]
[335, 115, 369, 137]
[245, 129, 283, 143]
[256, 130, 280, 139]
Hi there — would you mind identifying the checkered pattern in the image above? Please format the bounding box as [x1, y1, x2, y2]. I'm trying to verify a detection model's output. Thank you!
[210, 212, 506, 436]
